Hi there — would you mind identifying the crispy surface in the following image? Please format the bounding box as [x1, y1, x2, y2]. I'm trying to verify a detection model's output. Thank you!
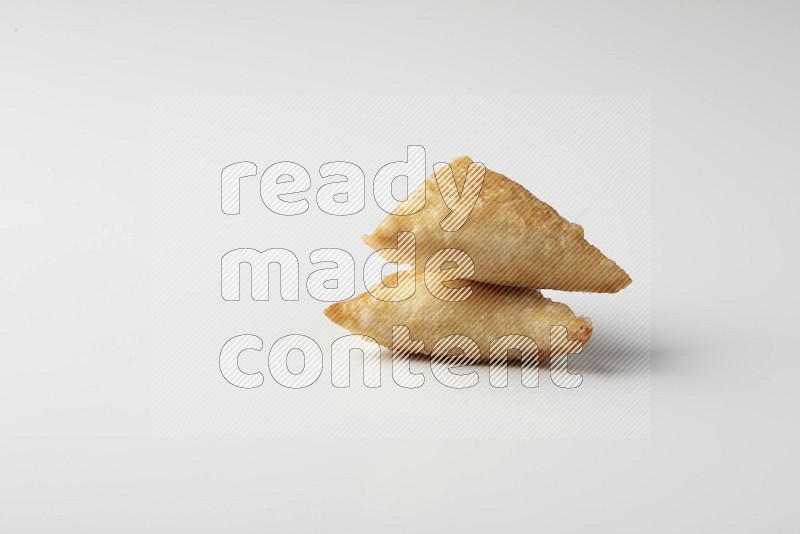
[363, 156, 632, 293]
[324, 272, 592, 360]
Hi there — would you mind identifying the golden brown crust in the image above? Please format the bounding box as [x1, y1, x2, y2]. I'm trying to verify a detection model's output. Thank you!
[324, 272, 592, 360]
[363, 156, 631, 293]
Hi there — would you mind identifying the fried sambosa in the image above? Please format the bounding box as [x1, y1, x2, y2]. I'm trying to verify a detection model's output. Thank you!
[363, 156, 631, 293]
[324, 272, 592, 360]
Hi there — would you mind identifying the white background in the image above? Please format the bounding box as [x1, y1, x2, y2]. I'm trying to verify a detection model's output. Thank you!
[151, 94, 650, 439]
[2, 1, 799, 532]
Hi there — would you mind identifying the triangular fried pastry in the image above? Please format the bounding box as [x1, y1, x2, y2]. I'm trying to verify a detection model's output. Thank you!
[363, 156, 631, 293]
[324, 272, 592, 360]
